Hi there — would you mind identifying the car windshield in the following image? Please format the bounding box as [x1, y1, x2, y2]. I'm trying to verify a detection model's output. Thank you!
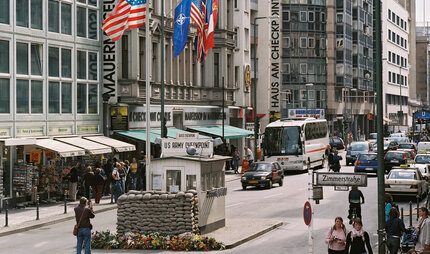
[385, 152, 405, 160]
[359, 154, 377, 160]
[350, 144, 368, 151]
[247, 163, 272, 172]
[415, 155, 430, 164]
[399, 144, 414, 149]
[369, 134, 377, 139]
[388, 171, 416, 180]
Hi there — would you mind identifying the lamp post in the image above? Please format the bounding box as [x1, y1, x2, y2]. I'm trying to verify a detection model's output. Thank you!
[253, 15, 278, 161]
[305, 83, 313, 117]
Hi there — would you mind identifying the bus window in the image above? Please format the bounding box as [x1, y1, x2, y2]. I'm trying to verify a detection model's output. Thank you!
[264, 126, 302, 156]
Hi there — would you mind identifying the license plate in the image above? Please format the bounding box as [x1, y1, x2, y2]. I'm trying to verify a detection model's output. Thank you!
[249, 180, 258, 183]
[391, 160, 399, 163]
[366, 168, 374, 171]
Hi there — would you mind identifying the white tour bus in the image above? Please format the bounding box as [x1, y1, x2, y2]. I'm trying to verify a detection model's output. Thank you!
[262, 118, 329, 172]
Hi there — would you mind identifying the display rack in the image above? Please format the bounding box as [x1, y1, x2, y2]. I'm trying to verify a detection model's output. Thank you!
[12, 163, 34, 197]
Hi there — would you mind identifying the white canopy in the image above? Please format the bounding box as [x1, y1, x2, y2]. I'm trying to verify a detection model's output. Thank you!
[83, 136, 135, 152]
[55, 137, 112, 155]
[36, 139, 86, 157]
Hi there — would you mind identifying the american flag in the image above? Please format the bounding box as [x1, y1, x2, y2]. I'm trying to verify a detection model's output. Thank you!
[102, 0, 146, 42]
[191, 0, 205, 62]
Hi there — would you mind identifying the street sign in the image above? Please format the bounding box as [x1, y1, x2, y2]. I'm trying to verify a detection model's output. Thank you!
[334, 186, 349, 191]
[315, 172, 368, 187]
[303, 201, 312, 226]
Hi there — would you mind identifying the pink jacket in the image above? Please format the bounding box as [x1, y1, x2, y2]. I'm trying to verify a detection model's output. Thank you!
[325, 227, 349, 251]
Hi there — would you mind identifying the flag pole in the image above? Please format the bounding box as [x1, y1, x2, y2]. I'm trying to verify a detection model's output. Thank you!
[145, 3, 151, 191]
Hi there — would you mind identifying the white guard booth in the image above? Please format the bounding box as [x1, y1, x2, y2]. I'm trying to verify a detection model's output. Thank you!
[150, 133, 229, 234]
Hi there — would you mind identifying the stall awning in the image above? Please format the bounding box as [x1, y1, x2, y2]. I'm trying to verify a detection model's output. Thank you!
[186, 125, 254, 139]
[55, 137, 112, 155]
[2, 138, 37, 146]
[116, 128, 210, 143]
[83, 136, 136, 152]
[36, 139, 86, 157]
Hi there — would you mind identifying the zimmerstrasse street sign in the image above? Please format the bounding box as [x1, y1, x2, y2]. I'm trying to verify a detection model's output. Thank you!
[315, 172, 367, 187]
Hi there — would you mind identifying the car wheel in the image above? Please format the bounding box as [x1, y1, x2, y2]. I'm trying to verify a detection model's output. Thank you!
[279, 178, 283, 187]
[267, 180, 273, 189]
[242, 184, 247, 190]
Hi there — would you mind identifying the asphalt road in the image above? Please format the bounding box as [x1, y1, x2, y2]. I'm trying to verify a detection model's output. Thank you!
[0, 150, 425, 253]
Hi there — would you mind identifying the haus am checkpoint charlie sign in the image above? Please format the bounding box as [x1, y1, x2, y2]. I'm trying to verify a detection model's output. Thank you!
[315, 172, 367, 187]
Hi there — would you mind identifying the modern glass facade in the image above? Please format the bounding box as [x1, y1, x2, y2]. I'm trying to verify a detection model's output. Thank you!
[281, 0, 327, 117]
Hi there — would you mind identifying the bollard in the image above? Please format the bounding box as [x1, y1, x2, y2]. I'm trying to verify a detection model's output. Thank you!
[110, 183, 114, 204]
[4, 200, 8, 227]
[64, 191, 67, 214]
[409, 201, 413, 227]
[36, 195, 39, 220]
[417, 195, 420, 221]
[401, 207, 404, 223]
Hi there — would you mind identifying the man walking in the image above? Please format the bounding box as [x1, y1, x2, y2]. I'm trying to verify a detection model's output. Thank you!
[244, 146, 254, 165]
[74, 197, 95, 254]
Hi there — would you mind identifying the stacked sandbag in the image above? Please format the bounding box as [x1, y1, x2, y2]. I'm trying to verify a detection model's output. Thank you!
[116, 190, 199, 235]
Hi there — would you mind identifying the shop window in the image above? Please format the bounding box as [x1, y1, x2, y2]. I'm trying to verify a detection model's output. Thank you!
[0, 79, 9, 113]
[166, 170, 181, 192]
[16, 0, 42, 30]
[0, 40, 9, 74]
[186, 175, 196, 191]
[0, 0, 9, 24]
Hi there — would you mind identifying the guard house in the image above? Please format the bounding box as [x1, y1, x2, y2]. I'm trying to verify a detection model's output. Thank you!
[149, 133, 229, 233]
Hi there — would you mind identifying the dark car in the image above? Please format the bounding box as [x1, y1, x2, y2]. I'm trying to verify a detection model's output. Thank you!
[397, 143, 417, 158]
[384, 150, 409, 173]
[241, 162, 284, 190]
[346, 141, 373, 166]
[330, 136, 345, 150]
[354, 153, 378, 174]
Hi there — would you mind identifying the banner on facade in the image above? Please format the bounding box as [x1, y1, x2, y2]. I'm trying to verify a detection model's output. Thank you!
[111, 106, 129, 131]
[287, 109, 326, 119]
[102, 0, 118, 104]
[270, 0, 280, 112]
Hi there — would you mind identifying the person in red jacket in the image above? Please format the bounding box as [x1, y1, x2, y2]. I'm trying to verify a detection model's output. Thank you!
[74, 197, 95, 254]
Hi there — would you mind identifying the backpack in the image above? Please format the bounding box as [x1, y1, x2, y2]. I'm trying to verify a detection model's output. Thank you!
[328, 153, 334, 165]
[391, 202, 399, 212]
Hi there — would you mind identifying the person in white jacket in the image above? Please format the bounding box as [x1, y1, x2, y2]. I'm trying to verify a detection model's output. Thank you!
[415, 207, 430, 252]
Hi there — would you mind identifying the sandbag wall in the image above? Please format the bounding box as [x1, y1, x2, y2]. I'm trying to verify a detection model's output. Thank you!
[116, 190, 199, 235]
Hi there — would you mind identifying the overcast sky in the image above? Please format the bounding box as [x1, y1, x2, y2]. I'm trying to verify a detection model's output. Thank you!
[416, 0, 430, 25]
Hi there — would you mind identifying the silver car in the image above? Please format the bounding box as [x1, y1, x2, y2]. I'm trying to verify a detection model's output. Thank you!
[385, 168, 428, 198]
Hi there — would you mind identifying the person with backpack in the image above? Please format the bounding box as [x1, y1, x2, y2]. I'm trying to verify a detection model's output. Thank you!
[385, 193, 394, 222]
[386, 207, 406, 254]
[329, 149, 342, 172]
[348, 186, 365, 225]
[325, 216, 348, 254]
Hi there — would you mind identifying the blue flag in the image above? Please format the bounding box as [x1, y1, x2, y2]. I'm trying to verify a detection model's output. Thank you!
[173, 0, 191, 58]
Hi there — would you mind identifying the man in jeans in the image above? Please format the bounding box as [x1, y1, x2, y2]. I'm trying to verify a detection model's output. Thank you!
[74, 197, 95, 254]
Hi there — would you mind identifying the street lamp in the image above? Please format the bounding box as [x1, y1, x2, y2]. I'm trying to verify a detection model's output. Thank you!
[305, 83, 313, 117]
[253, 15, 278, 162]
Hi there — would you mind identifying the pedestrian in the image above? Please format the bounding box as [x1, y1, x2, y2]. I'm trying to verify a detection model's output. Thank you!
[414, 207, 430, 252]
[232, 146, 240, 174]
[82, 165, 95, 201]
[385, 193, 393, 222]
[130, 157, 138, 190]
[326, 216, 348, 254]
[385, 207, 405, 254]
[244, 146, 254, 165]
[93, 168, 106, 204]
[103, 159, 113, 196]
[112, 163, 123, 202]
[347, 186, 365, 224]
[345, 218, 373, 254]
[329, 149, 342, 172]
[118, 162, 127, 194]
[224, 145, 231, 171]
[123, 160, 130, 193]
[74, 197, 95, 254]
[67, 164, 78, 201]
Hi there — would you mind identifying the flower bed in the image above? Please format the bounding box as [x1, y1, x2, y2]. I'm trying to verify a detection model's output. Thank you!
[91, 231, 225, 251]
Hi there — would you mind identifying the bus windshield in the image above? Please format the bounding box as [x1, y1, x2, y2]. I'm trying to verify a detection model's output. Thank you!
[264, 127, 302, 156]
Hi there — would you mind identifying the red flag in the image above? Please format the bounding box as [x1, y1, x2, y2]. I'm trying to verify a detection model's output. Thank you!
[204, 0, 218, 54]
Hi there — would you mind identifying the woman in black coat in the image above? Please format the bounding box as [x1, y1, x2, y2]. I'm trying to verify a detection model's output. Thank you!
[345, 218, 373, 254]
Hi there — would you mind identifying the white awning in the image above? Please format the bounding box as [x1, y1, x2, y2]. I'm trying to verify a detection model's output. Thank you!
[383, 117, 392, 124]
[83, 136, 136, 152]
[55, 137, 112, 155]
[36, 139, 86, 157]
[3, 138, 37, 146]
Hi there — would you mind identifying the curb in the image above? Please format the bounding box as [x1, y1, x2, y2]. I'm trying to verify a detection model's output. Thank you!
[225, 222, 284, 249]
[0, 205, 117, 238]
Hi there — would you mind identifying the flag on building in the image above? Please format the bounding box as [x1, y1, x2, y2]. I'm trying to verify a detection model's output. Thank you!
[204, 0, 218, 54]
[102, 0, 147, 42]
[191, 0, 205, 62]
[173, 0, 192, 57]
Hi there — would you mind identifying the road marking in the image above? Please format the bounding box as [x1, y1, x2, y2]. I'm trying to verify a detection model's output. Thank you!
[264, 193, 283, 199]
[226, 202, 243, 208]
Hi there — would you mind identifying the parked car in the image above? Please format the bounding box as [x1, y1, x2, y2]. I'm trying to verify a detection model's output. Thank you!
[413, 154, 430, 182]
[354, 153, 378, 174]
[329, 136, 345, 150]
[384, 150, 409, 173]
[385, 167, 428, 198]
[241, 162, 284, 190]
[397, 143, 417, 158]
[368, 133, 377, 144]
[346, 141, 373, 166]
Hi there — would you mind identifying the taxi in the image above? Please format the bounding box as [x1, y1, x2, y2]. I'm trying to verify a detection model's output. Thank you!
[413, 153, 430, 182]
[384, 165, 428, 198]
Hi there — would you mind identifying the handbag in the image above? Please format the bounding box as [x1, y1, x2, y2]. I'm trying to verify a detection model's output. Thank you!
[73, 209, 85, 236]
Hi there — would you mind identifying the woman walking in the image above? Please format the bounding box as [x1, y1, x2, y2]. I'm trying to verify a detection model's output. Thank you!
[414, 207, 430, 253]
[325, 217, 348, 254]
[385, 207, 405, 254]
[345, 218, 373, 254]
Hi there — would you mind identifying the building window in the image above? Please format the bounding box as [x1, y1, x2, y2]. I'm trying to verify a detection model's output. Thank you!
[16, 0, 42, 29]
[77, 83, 86, 113]
[300, 11, 307, 22]
[214, 52, 219, 87]
[388, 9, 391, 20]
[283, 36, 290, 48]
[77, 0, 98, 39]
[282, 63, 290, 74]
[61, 3, 72, 35]
[0, 79, 9, 113]
[283, 11, 290, 21]
[300, 37, 307, 48]
[0, 0, 9, 24]
[300, 63, 307, 74]
[122, 35, 129, 78]
[308, 12, 314, 22]
[0, 40, 9, 74]
[77, 83, 97, 114]
[388, 71, 391, 83]
[49, 81, 60, 113]
[48, 0, 59, 32]
[76, 49, 98, 114]
[16, 79, 43, 114]
[49, 46, 60, 77]
[308, 37, 315, 48]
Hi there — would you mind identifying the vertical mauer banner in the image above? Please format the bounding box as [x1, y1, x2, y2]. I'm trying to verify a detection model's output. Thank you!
[270, 0, 280, 112]
[103, 0, 118, 103]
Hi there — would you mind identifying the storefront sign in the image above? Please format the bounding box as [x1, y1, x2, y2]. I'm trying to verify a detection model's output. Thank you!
[77, 125, 99, 134]
[0, 128, 10, 137]
[111, 106, 129, 131]
[270, 0, 280, 112]
[30, 150, 41, 164]
[161, 138, 213, 157]
[16, 127, 44, 137]
[103, 0, 117, 104]
[176, 133, 199, 139]
[315, 172, 367, 187]
[287, 109, 326, 119]
[48, 126, 72, 136]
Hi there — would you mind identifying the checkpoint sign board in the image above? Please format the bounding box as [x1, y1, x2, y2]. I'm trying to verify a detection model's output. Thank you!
[303, 201, 312, 226]
[315, 172, 367, 187]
